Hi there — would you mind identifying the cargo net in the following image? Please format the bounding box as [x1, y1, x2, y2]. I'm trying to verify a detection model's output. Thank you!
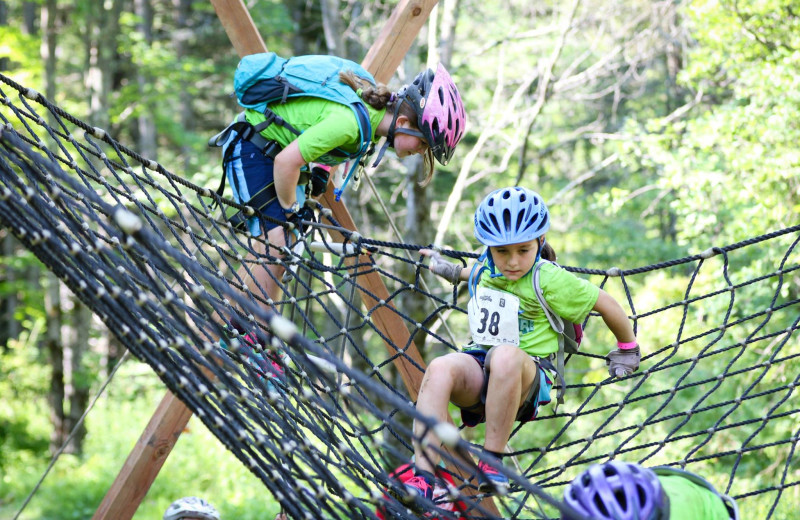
[1, 73, 799, 519]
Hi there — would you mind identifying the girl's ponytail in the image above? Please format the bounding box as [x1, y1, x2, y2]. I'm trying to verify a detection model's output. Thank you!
[541, 242, 557, 262]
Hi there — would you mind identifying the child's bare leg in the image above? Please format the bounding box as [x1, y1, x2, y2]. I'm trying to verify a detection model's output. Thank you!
[413, 353, 483, 474]
[238, 225, 288, 304]
[483, 345, 538, 453]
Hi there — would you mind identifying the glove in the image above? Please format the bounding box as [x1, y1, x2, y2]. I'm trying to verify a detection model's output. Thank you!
[606, 346, 640, 378]
[309, 164, 331, 196]
[286, 205, 315, 234]
[423, 249, 463, 284]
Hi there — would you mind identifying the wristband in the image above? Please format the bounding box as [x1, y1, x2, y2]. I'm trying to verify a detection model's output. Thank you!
[617, 340, 638, 350]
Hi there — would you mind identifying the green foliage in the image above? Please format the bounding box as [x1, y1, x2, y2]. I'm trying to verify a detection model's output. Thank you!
[614, 0, 800, 247]
[0, 365, 281, 520]
[0, 340, 50, 472]
[0, 26, 40, 83]
[1, 0, 799, 516]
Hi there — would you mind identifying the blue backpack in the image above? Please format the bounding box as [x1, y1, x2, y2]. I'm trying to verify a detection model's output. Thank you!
[219, 52, 375, 201]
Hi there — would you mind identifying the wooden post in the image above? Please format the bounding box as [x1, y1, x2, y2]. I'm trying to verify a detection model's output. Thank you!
[96, 0, 498, 517]
[91, 391, 194, 520]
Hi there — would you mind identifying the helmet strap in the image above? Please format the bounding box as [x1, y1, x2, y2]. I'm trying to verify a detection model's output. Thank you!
[534, 236, 546, 265]
[371, 99, 404, 168]
[371, 140, 391, 168]
[394, 127, 425, 140]
[469, 252, 491, 298]
[481, 248, 503, 278]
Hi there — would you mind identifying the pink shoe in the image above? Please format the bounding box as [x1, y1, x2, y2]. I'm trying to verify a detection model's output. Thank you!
[477, 460, 509, 494]
[403, 474, 434, 501]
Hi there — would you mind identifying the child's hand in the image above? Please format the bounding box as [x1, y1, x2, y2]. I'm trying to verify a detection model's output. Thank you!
[309, 164, 331, 196]
[420, 248, 463, 284]
[606, 346, 640, 378]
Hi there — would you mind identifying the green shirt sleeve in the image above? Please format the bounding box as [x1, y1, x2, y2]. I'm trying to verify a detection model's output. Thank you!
[539, 262, 599, 323]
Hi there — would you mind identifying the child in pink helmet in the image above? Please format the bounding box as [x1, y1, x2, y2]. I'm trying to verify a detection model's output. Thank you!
[218, 61, 467, 303]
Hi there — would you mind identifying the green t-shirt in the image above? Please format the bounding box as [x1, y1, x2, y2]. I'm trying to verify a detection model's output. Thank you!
[477, 261, 599, 357]
[661, 475, 732, 519]
[244, 97, 385, 163]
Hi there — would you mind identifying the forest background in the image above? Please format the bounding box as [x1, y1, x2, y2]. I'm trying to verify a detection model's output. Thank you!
[0, 0, 798, 519]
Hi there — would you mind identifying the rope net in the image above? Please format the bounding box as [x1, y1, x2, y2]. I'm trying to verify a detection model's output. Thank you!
[1, 73, 798, 519]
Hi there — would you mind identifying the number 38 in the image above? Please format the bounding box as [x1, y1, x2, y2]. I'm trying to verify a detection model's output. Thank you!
[476, 308, 500, 336]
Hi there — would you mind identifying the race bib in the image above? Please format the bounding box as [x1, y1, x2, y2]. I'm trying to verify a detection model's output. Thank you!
[468, 287, 520, 346]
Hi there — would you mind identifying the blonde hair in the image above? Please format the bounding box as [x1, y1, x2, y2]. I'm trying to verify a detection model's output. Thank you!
[339, 70, 435, 185]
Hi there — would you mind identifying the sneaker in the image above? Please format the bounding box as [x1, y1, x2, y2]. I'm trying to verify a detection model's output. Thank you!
[477, 460, 509, 494]
[403, 473, 434, 502]
[241, 332, 284, 377]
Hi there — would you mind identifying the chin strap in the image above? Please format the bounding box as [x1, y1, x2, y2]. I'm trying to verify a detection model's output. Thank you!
[371, 87, 426, 168]
[372, 96, 401, 168]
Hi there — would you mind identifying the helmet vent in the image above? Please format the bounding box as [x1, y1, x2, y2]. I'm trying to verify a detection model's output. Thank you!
[489, 214, 500, 234]
[515, 211, 525, 232]
[615, 488, 629, 511]
[593, 494, 610, 516]
[502, 209, 513, 231]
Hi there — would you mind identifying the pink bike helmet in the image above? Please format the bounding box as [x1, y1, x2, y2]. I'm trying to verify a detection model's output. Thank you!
[398, 63, 466, 165]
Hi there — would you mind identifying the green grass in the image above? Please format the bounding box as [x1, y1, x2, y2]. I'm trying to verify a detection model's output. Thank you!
[0, 362, 281, 520]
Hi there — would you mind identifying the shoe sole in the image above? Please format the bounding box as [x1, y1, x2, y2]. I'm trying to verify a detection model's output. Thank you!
[478, 480, 509, 495]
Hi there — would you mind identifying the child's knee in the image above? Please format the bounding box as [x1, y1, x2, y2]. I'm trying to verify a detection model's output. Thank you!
[487, 344, 528, 373]
[425, 355, 458, 381]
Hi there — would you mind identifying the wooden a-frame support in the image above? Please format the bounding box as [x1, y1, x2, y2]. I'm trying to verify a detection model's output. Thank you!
[93, 1, 498, 518]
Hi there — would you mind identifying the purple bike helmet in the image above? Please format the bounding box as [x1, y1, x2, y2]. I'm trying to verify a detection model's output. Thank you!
[474, 187, 549, 246]
[397, 63, 466, 165]
[562, 461, 669, 520]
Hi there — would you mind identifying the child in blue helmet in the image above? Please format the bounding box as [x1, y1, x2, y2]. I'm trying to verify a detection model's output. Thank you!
[406, 187, 641, 499]
[562, 460, 739, 520]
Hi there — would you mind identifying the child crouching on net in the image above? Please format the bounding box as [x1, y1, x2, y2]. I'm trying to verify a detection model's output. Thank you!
[405, 186, 641, 499]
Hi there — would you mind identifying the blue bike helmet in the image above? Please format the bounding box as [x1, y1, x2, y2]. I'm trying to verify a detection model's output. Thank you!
[562, 461, 669, 520]
[474, 187, 549, 246]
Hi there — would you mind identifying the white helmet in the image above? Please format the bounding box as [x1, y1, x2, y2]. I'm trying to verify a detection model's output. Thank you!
[163, 496, 220, 520]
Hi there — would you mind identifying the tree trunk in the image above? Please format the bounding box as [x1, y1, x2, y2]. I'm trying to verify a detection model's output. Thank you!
[173, 0, 193, 171]
[0, 232, 20, 351]
[42, 0, 56, 101]
[85, 0, 123, 130]
[283, 0, 324, 54]
[320, 0, 344, 55]
[437, 0, 459, 66]
[135, 0, 157, 160]
[43, 273, 67, 453]
[22, 1, 36, 34]
[0, 2, 7, 71]
[65, 301, 92, 455]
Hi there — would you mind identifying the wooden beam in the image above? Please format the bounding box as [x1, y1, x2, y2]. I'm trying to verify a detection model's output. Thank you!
[363, 0, 439, 83]
[91, 391, 194, 520]
[317, 191, 427, 400]
[208, 0, 267, 56]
